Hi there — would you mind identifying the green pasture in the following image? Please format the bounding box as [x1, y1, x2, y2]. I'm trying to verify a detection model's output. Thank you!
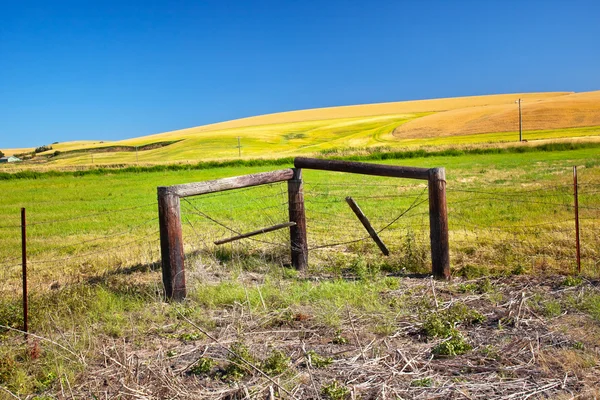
[1, 144, 599, 297]
[1, 144, 600, 396]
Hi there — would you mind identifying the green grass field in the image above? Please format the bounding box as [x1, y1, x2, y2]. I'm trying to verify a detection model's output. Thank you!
[1, 143, 599, 292]
[1, 143, 600, 397]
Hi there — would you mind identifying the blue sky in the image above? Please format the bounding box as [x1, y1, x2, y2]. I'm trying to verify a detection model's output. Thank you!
[1, 0, 599, 149]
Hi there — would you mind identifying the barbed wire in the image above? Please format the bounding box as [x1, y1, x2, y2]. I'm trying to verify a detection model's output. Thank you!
[182, 198, 288, 248]
[27, 231, 160, 265]
[309, 188, 428, 250]
[0, 202, 156, 229]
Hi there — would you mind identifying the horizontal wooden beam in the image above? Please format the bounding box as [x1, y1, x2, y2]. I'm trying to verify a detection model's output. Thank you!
[294, 157, 430, 180]
[214, 222, 296, 245]
[160, 169, 295, 198]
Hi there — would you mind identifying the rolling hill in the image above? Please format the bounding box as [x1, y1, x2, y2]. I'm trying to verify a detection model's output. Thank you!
[4, 91, 600, 166]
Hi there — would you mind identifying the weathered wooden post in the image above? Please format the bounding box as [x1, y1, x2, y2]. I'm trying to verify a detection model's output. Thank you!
[158, 187, 186, 301]
[288, 168, 308, 271]
[428, 167, 450, 280]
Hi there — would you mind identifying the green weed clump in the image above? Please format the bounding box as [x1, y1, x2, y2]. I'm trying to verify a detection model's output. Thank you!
[261, 349, 290, 376]
[432, 335, 472, 356]
[422, 303, 485, 338]
[410, 377, 433, 387]
[223, 342, 257, 381]
[457, 277, 492, 294]
[529, 294, 563, 318]
[307, 350, 333, 368]
[562, 276, 583, 287]
[321, 380, 350, 400]
[421, 303, 483, 357]
[189, 358, 215, 375]
[332, 330, 349, 345]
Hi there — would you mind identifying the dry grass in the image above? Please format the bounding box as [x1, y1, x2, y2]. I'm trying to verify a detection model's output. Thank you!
[45, 274, 600, 399]
[394, 90, 600, 138]
[5, 91, 590, 162]
[138, 91, 569, 140]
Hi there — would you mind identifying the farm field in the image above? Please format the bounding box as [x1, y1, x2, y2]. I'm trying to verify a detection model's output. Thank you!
[4, 91, 600, 168]
[1, 143, 599, 397]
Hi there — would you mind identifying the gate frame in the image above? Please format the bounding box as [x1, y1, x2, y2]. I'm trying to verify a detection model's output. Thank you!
[158, 158, 449, 301]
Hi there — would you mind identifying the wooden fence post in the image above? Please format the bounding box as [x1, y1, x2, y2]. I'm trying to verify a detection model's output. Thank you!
[428, 167, 450, 279]
[288, 168, 308, 271]
[158, 187, 186, 301]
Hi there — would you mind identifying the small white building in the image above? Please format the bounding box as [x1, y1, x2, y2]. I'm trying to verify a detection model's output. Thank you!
[0, 156, 22, 163]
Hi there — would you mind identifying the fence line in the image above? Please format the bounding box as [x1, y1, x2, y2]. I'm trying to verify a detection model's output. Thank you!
[0, 202, 156, 230]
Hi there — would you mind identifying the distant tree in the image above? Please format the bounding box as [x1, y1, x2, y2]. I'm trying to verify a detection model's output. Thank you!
[0, 150, 4, 157]
[35, 145, 52, 153]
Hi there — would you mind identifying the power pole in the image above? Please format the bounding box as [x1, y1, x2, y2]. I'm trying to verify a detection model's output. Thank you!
[516, 98, 523, 142]
[236, 137, 242, 158]
[135, 146, 139, 163]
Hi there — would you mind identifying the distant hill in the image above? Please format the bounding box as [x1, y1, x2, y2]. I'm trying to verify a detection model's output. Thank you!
[5, 91, 600, 166]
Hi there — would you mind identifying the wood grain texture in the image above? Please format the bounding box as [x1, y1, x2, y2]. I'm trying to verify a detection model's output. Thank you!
[428, 168, 450, 279]
[288, 168, 308, 271]
[345, 197, 389, 256]
[295, 157, 430, 180]
[214, 222, 295, 245]
[163, 169, 295, 198]
[158, 188, 186, 300]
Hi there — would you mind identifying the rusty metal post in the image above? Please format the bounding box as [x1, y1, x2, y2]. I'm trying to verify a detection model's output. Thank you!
[288, 168, 308, 271]
[21, 207, 28, 337]
[158, 188, 186, 301]
[573, 166, 581, 274]
[428, 168, 450, 279]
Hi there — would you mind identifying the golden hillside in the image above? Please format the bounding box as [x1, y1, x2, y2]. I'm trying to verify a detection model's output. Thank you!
[393, 91, 600, 138]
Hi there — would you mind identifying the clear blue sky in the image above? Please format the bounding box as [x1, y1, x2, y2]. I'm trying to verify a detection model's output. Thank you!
[1, 0, 599, 149]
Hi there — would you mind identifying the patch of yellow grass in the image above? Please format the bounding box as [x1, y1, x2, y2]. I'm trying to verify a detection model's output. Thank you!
[2, 147, 32, 156]
[5, 91, 599, 164]
[394, 91, 600, 138]
[138, 92, 570, 141]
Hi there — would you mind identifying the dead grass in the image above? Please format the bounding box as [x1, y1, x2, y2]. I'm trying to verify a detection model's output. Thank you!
[3, 273, 594, 399]
[394, 91, 600, 138]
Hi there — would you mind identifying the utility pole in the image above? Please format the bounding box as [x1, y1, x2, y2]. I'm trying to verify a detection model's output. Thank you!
[516, 98, 523, 142]
[236, 137, 242, 158]
[135, 146, 139, 163]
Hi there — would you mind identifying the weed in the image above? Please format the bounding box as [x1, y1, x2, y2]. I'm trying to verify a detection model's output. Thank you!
[166, 350, 177, 357]
[480, 345, 501, 360]
[321, 380, 350, 400]
[542, 300, 562, 318]
[307, 350, 333, 368]
[0, 353, 15, 384]
[562, 276, 583, 287]
[456, 264, 487, 279]
[180, 332, 203, 341]
[529, 294, 562, 318]
[223, 342, 256, 381]
[332, 330, 349, 345]
[432, 334, 472, 356]
[400, 229, 428, 273]
[511, 264, 527, 275]
[410, 377, 433, 387]
[189, 358, 215, 375]
[573, 341, 585, 351]
[261, 349, 290, 376]
[422, 303, 485, 338]
[457, 277, 492, 294]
